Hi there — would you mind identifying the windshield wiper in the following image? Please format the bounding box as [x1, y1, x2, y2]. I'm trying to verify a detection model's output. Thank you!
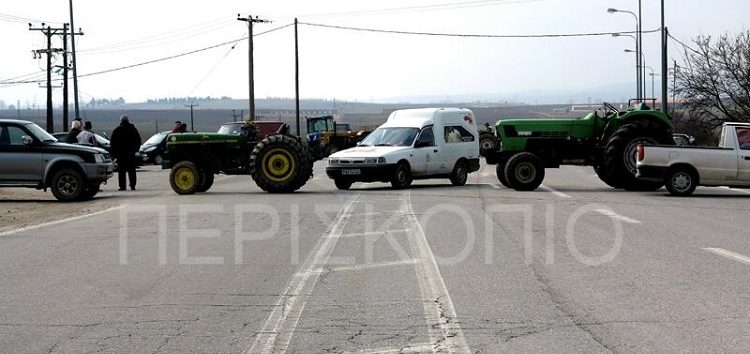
[375, 143, 392, 146]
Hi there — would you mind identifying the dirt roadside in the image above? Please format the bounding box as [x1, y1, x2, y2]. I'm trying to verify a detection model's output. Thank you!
[0, 188, 118, 234]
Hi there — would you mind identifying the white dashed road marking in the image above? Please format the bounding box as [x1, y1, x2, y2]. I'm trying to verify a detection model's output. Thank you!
[0, 205, 126, 237]
[704, 248, 750, 266]
[595, 208, 642, 224]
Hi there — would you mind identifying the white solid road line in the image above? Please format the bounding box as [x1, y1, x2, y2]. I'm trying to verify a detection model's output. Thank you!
[324, 259, 419, 272]
[540, 184, 572, 198]
[0, 205, 126, 237]
[595, 209, 642, 224]
[247, 194, 361, 354]
[337, 229, 409, 239]
[403, 191, 470, 353]
[349, 343, 435, 353]
[703, 248, 750, 266]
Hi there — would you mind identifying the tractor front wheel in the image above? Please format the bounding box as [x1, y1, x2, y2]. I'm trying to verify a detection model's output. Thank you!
[504, 152, 545, 191]
[170, 161, 201, 195]
[250, 135, 313, 193]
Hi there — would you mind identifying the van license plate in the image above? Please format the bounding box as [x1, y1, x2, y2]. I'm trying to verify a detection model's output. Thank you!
[342, 169, 361, 176]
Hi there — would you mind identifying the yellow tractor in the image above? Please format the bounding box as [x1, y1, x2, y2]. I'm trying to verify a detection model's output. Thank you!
[306, 115, 370, 160]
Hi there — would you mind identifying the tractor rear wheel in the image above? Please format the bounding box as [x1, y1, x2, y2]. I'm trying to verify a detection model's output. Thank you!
[603, 120, 673, 191]
[504, 152, 545, 191]
[594, 164, 623, 189]
[170, 161, 201, 195]
[250, 135, 313, 193]
[479, 132, 500, 157]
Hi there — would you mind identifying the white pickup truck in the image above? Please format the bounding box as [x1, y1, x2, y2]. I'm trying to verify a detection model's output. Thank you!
[636, 122, 750, 196]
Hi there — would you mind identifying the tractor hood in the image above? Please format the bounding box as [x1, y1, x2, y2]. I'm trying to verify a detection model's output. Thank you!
[495, 112, 598, 140]
[166, 133, 243, 144]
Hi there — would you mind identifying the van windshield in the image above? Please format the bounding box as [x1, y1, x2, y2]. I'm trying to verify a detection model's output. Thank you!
[359, 127, 419, 147]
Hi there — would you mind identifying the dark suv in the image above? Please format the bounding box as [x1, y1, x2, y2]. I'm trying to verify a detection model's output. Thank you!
[0, 120, 114, 201]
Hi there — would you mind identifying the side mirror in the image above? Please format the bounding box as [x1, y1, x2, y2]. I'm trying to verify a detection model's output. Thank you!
[688, 136, 696, 145]
[22, 136, 34, 146]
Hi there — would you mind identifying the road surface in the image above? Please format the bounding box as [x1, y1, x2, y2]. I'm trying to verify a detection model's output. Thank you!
[1, 162, 749, 353]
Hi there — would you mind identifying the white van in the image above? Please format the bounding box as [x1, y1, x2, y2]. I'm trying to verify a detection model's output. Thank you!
[326, 108, 481, 190]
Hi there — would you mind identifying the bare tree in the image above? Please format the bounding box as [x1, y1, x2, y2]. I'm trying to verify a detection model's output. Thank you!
[675, 31, 750, 128]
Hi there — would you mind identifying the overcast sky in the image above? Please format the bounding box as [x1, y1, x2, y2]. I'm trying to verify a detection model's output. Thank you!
[1, 0, 748, 106]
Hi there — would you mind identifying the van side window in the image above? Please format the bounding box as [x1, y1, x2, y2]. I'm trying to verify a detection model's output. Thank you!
[737, 127, 750, 150]
[444, 126, 475, 143]
[415, 126, 435, 147]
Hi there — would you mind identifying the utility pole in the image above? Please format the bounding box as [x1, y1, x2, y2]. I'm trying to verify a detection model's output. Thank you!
[69, 0, 82, 120]
[237, 14, 270, 121]
[185, 103, 198, 132]
[294, 18, 300, 136]
[661, 0, 669, 113]
[29, 24, 65, 132]
[637, 0, 643, 101]
[62, 24, 69, 132]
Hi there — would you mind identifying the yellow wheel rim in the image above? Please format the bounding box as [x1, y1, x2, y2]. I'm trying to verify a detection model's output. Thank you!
[175, 167, 196, 190]
[261, 148, 297, 182]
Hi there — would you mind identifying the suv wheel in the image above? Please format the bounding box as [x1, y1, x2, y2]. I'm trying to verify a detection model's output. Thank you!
[79, 182, 102, 201]
[51, 168, 85, 202]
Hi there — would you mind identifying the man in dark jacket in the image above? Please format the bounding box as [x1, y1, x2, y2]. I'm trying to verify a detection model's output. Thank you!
[110, 115, 142, 191]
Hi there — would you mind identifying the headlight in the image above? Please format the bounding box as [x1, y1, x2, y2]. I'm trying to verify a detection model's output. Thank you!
[94, 154, 105, 163]
[364, 157, 386, 164]
[328, 158, 339, 165]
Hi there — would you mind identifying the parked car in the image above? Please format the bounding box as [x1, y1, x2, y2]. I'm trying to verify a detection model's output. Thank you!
[0, 120, 114, 201]
[326, 108, 481, 190]
[51, 132, 112, 152]
[637, 122, 750, 196]
[139, 131, 170, 165]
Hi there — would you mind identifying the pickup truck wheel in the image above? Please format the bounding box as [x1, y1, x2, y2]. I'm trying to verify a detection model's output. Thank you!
[51, 168, 85, 202]
[170, 161, 201, 195]
[391, 162, 413, 189]
[665, 168, 698, 196]
[496, 159, 511, 188]
[450, 160, 468, 186]
[334, 178, 353, 190]
[604, 120, 673, 191]
[197, 170, 214, 193]
[504, 152, 545, 191]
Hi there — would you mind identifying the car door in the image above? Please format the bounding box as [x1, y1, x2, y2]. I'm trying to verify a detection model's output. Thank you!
[0, 124, 44, 182]
[412, 126, 437, 176]
[736, 127, 750, 183]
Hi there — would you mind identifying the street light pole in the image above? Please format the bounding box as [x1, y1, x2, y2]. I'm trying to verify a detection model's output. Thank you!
[661, 0, 669, 112]
[609, 8, 641, 100]
[613, 33, 639, 101]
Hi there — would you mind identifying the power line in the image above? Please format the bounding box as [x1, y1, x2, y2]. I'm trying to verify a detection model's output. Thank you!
[668, 33, 700, 54]
[0, 12, 57, 25]
[301, 22, 661, 38]
[297, 0, 546, 19]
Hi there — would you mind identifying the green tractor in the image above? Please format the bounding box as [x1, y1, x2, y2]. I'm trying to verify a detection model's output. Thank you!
[163, 121, 313, 194]
[485, 102, 674, 191]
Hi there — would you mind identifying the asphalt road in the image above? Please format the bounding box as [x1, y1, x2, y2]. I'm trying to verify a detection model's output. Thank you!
[1, 161, 749, 353]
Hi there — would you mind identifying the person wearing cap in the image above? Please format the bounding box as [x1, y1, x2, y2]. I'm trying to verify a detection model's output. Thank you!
[110, 115, 142, 191]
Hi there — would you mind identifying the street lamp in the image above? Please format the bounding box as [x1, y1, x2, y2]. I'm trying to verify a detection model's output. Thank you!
[645, 67, 659, 103]
[608, 7, 641, 100]
[625, 49, 647, 98]
[613, 33, 639, 100]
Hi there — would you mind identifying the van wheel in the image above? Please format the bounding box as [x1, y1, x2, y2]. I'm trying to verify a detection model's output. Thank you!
[391, 162, 413, 189]
[665, 167, 698, 197]
[51, 168, 85, 202]
[449, 160, 468, 186]
[504, 152, 545, 191]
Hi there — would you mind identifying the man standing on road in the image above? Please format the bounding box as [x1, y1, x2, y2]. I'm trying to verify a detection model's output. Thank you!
[110, 115, 142, 191]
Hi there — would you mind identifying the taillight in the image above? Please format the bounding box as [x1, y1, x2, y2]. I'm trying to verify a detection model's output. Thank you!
[637, 144, 645, 161]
